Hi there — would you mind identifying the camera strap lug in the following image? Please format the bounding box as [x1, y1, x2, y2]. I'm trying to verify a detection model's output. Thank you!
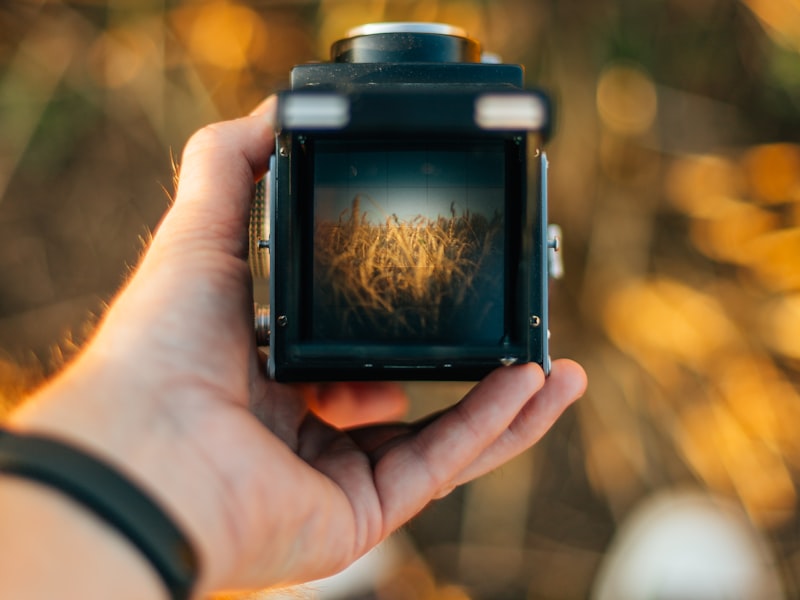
[547, 224, 564, 279]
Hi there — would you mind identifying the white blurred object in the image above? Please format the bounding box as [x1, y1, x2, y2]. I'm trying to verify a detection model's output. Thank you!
[311, 534, 410, 598]
[592, 489, 785, 600]
[267, 534, 412, 599]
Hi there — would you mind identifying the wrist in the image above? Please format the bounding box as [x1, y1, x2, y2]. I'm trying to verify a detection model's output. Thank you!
[6, 352, 229, 595]
[0, 474, 167, 600]
[0, 425, 200, 599]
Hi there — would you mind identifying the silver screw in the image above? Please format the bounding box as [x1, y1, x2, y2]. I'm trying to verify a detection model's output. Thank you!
[529, 315, 542, 328]
[277, 315, 288, 327]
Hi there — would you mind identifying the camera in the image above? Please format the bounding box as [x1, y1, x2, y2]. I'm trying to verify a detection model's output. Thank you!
[250, 22, 562, 382]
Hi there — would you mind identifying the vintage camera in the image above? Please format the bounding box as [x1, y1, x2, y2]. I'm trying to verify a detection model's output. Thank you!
[250, 22, 562, 382]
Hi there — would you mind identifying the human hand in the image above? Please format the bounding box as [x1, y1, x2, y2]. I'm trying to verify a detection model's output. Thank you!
[7, 97, 587, 596]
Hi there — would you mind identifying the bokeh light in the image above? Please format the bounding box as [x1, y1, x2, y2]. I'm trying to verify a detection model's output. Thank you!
[742, 143, 800, 205]
[743, 0, 800, 51]
[763, 294, 800, 361]
[3, 0, 800, 597]
[596, 63, 658, 136]
[184, 1, 267, 71]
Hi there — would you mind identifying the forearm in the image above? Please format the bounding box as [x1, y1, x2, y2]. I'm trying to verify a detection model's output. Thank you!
[0, 475, 165, 600]
[1, 352, 214, 598]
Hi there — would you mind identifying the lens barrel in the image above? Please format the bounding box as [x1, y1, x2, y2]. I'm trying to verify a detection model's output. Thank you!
[330, 22, 481, 64]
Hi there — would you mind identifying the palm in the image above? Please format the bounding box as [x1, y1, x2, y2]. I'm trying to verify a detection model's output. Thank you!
[187, 356, 583, 591]
[123, 211, 585, 591]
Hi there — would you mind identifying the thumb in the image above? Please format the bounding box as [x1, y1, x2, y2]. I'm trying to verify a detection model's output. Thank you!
[155, 97, 277, 258]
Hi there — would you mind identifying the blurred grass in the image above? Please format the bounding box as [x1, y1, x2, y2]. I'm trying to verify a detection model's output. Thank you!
[2, 0, 800, 598]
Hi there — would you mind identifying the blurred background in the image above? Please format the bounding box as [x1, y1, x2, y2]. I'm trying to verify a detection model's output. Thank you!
[2, 0, 800, 598]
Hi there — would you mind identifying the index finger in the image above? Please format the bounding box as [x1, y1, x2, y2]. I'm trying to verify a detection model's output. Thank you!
[154, 98, 277, 257]
[371, 363, 546, 531]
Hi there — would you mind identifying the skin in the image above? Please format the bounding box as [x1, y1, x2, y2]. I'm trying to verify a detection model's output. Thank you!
[0, 97, 587, 598]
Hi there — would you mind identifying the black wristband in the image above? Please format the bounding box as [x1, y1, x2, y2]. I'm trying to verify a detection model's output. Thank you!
[0, 427, 199, 600]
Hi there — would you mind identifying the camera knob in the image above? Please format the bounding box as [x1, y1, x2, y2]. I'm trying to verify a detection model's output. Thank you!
[331, 22, 481, 64]
[249, 178, 270, 279]
[254, 303, 270, 346]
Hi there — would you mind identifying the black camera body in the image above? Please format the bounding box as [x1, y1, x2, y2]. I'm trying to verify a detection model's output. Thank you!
[252, 23, 559, 382]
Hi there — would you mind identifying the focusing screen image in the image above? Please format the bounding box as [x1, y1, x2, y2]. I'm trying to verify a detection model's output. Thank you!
[312, 140, 506, 344]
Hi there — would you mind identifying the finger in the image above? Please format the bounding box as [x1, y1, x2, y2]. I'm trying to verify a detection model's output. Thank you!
[297, 413, 386, 550]
[372, 363, 546, 530]
[347, 424, 414, 459]
[296, 411, 347, 463]
[346, 406, 448, 463]
[154, 108, 277, 258]
[346, 361, 582, 468]
[310, 382, 409, 428]
[248, 380, 310, 451]
[445, 359, 586, 487]
[249, 94, 278, 118]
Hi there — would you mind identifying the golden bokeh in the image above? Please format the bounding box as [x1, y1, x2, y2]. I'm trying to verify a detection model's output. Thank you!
[665, 154, 745, 217]
[742, 143, 800, 205]
[762, 293, 800, 360]
[317, 0, 389, 58]
[89, 23, 158, 88]
[743, 0, 800, 50]
[602, 277, 740, 384]
[744, 228, 800, 291]
[679, 397, 797, 528]
[4, 1, 800, 597]
[182, 1, 267, 70]
[689, 199, 779, 264]
[596, 63, 658, 136]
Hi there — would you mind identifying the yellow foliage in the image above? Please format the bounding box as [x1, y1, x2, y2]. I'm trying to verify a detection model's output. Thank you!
[314, 196, 501, 338]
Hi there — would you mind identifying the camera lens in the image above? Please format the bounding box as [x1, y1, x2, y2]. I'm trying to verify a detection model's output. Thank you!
[331, 22, 481, 64]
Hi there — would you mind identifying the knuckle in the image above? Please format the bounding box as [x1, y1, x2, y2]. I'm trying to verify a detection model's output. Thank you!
[185, 122, 230, 156]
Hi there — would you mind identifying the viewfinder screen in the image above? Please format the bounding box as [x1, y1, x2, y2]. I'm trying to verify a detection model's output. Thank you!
[312, 140, 506, 344]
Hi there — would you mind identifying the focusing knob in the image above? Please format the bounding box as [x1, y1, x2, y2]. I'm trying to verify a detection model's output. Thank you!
[249, 178, 270, 279]
[331, 22, 481, 64]
[254, 303, 270, 346]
